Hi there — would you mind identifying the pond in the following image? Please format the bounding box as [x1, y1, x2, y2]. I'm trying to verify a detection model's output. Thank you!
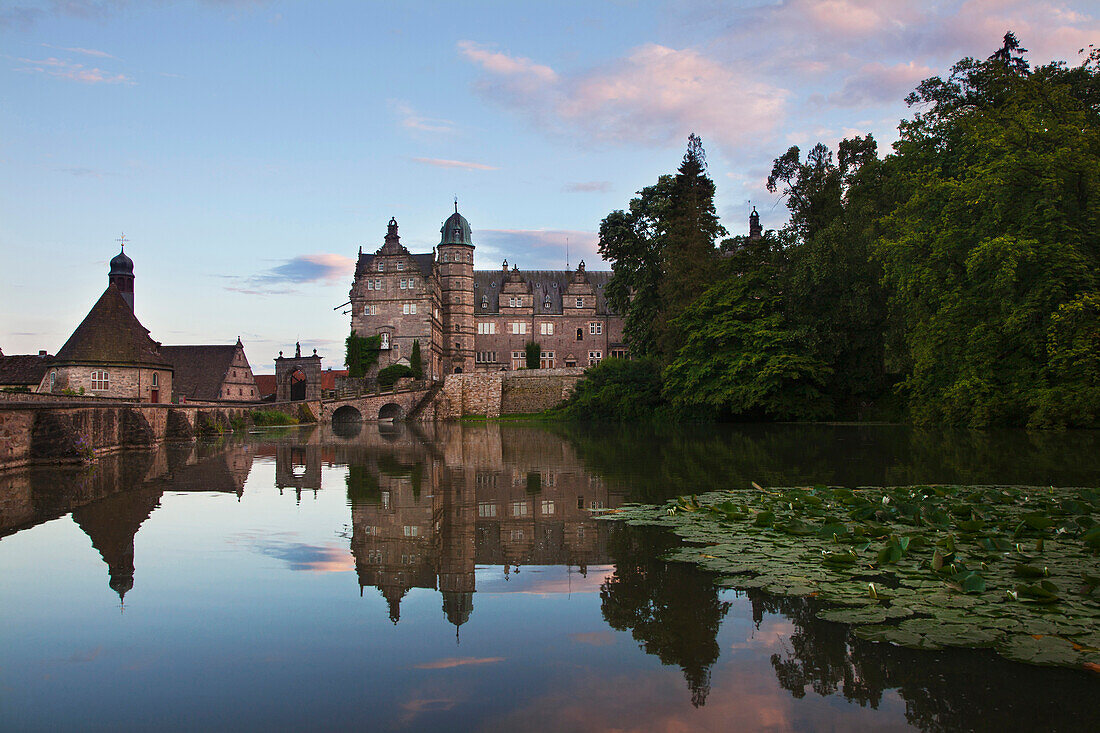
[1, 422, 1098, 731]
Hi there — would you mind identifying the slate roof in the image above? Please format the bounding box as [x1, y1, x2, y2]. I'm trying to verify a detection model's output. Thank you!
[355, 252, 435, 278]
[473, 269, 615, 315]
[0, 354, 52, 386]
[161, 345, 244, 401]
[54, 284, 171, 368]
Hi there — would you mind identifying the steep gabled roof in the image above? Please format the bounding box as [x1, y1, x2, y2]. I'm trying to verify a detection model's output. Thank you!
[473, 269, 614, 315]
[54, 284, 170, 367]
[254, 374, 277, 399]
[0, 354, 52, 386]
[161, 345, 244, 401]
[355, 252, 435, 278]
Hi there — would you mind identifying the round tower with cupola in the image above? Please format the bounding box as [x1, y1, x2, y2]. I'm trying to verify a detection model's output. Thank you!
[437, 203, 475, 374]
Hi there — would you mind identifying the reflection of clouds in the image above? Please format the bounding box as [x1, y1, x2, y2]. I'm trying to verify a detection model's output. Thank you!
[230, 532, 354, 573]
[476, 565, 615, 595]
[569, 632, 616, 647]
[413, 657, 505, 670]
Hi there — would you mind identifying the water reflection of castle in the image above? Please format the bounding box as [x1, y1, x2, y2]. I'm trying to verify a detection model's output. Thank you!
[340, 423, 625, 630]
[0, 424, 622, 623]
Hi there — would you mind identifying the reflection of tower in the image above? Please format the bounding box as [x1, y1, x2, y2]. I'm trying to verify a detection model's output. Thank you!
[70, 488, 163, 605]
[436, 464, 476, 638]
[275, 444, 322, 501]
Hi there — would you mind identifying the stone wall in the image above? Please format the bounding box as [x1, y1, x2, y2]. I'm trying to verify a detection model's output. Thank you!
[0, 400, 317, 471]
[433, 368, 584, 420]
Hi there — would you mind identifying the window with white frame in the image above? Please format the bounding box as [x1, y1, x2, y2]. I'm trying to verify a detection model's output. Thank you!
[152, 372, 158, 387]
[511, 322, 527, 335]
[400, 278, 407, 289]
[589, 350, 602, 365]
[540, 322, 554, 335]
[477, 322, 497, 335]
[476, 351, 497, 363]
[478, 502, 497, 517]
[396, 261, 404, 271]
[541, 500, 555, 515]
[367, 280, 374, 290]
[376, 262, 384, 272]
[374, 278, 381, 289]
[589, 322, 603, 335]
[510, 529, 525, 541]
[576, 298, 584, 308]
[403, 525, 420, 537]
[540, 351, 555, 369]
[91, 370, 109, 390]
[363, 304, 377, 316]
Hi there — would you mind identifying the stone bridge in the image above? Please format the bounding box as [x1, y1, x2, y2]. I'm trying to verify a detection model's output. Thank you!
[319, 384, 438, 424]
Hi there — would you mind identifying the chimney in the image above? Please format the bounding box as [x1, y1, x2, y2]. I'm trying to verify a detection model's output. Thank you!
[39, 350, 47, 357]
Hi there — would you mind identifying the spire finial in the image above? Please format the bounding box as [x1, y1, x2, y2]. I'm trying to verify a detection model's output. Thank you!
[116, 232, 128, 251]
[454, 196, 459, 213]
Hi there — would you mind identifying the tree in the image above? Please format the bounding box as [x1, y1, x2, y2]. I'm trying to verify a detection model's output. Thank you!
[345, 331, 381, 378]
[525, 341, 540, 369]
[662, 239, 832, 420]
[657, 134, 726, 355]
[878, 35, 1100, 426]
[409, 339, 423, 379]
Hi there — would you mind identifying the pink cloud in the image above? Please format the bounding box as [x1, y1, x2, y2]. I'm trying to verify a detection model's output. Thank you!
[15, 56, 132, 84]
[826, 61, 936, 107]
[412, 157, 498, 171]
[391, 100, 456, 134]
[459, 40, 788, 158]
[413, 656, 505, 670]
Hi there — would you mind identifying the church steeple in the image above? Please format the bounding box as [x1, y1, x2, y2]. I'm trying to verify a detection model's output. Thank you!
[109, 233, 135, 310]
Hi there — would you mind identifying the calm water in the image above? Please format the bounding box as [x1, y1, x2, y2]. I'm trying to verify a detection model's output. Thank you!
[2, 422, 1098, 732]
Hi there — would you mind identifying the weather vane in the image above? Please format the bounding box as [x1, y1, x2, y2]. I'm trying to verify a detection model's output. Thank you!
[116, 232, 129, 251]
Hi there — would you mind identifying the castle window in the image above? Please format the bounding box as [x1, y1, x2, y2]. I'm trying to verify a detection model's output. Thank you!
[49, 371, 56, 391]
[576, 298, 584, 308]
[402, 303, 417, 314]
[589, 322, 603, 335]
[375, 279, 382, 289]
[540, 351, 555, 369]
[400, 278, 406, 289]
[610, 348, 627, 359]
[541, 500, 555, 515]
[403, 525, 419, 537]
[576, 328, 583, 341]
[589, 350, 602, 365]
[511, 322, 527, 335]
[376, 262, 384, 272]
[478, 502, 497, 517]
[91, 370, 109, 391]
[477, 322, 497, 335]
[511, 501, 528, 516]
[152, 372, 158, 388]
[397, 261, 404, 271]
[367, 280, 373, 290]
[540, 322, 554, 335]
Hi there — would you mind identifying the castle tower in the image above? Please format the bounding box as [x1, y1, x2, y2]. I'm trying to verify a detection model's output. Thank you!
[749, 206, 762, 240]
[438, 204, 475, 374]
[109, 238, 135, 310]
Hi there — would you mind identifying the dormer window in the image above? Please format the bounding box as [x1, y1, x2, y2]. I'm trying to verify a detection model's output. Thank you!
[376, 262, 384, 272]
[397, 261, 405, 271]
[576, 298, 584, 308]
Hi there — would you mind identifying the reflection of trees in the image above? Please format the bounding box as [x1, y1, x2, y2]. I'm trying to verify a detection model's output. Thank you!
[600, 525, 730, 707]
[749, 590, 1100, 732]
[555, 422, 1100, 502]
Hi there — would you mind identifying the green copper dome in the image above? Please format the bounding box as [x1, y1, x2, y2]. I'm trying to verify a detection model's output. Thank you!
[440, 206, 473, 246]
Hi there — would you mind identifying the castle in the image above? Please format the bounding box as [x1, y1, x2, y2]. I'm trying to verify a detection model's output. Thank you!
[349, 206, 626, 379]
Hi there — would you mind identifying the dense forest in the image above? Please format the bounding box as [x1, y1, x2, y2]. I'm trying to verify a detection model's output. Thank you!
[563, 35, 1099, 428]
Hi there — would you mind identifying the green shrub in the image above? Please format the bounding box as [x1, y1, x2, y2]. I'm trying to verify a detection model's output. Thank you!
[525, 342, 540, 369]
[559, 357, 672, 421]
[378, 363, 414, 388]
[410, 339, 423, 379]
[345, 331, 381, 378]
[250, 409, 299, 426]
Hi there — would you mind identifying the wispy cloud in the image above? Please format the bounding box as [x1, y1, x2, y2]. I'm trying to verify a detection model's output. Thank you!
[563, 181, 611, 193]
[15, 56, 132, 84]
[227, 253, 354, 295]
[42, 43, 116, 59]
[477, 228, 600, 269]
[823, 61, 936, 107]
[413, 657, 505, 670]
[391, 100, 456, 134]
[412, 157, 498, 171]
[55, 166, 109, 178]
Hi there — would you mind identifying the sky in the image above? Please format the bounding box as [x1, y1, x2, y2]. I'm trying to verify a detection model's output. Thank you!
[1, 0, 1097, 371]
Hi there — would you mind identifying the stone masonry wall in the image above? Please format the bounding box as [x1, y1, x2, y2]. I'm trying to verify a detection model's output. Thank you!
[434, 368, 584, 420]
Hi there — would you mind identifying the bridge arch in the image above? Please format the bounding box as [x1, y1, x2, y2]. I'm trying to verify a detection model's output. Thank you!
[378, 403, 404, 421]
[331, 405, 362, 423]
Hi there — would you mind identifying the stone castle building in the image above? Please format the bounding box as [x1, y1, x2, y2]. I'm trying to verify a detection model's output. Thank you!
[37, 244, 260, 403]
[349, 207, 625, 378]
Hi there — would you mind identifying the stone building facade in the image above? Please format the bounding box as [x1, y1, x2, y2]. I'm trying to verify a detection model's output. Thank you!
[161, 339, 260, 402]
[349, 207, 625, 377]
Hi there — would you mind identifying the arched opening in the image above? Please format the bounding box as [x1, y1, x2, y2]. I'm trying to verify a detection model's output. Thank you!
[453, 367, 463, 374]
[289, 369, 307, 401]
[378, 403, 404, 421]
[331, 405, 363, 438]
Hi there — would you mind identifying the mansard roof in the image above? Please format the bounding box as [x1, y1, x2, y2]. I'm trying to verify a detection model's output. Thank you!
[54, 284, 170, 368]
[473, 269, 614, 315]
[161, 344, 249, 401]
[355, 251, 435, 278]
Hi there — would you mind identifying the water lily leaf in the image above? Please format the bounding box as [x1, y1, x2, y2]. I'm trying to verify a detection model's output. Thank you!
[817, 607, 890, 624]
[998, 635, 1082, 666]
[1014, 563, 1050, 579]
